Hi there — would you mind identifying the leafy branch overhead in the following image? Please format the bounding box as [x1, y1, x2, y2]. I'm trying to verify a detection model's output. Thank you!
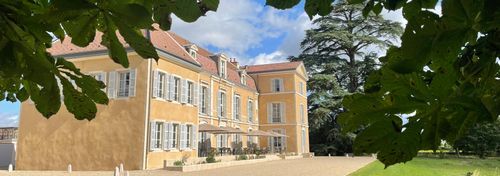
[271, 0, 499, 167]
[0, 0, 498, 168]
[0, 0, 219, 120]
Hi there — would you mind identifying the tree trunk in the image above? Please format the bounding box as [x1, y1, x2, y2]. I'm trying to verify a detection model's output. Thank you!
[347, 51, 358, 93]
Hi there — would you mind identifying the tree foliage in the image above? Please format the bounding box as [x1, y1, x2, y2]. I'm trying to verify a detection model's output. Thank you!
[336, 0, 500, 167]
[1, 0, 498, 168]
[268, 0, 500, 168]
[289, 1, 402, 156]
[0, 0, 219, 120]
[454, 121, 500, 158]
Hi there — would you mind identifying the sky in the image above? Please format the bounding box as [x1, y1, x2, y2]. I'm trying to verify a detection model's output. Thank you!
[0, 0, 409, 127]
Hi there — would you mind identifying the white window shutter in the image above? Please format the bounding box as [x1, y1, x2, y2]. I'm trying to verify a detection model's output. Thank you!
[150, 122, 156, 150]
[217, 92, 222, 118]
[107, 71, 117, 98]
[192, 125, 198, 149]
[129, 69, 136, 97]
[168, 75, 174, 100]
[271, 79, 275, 92]
[279, 79, 284, 92]
[198, 86, 203, 112]
[216, 135, 221, 148]
[193, 83, 198, 106]
[181, 124, 187, 149]
[207, 87, 211, 115]
[280, 103, 285, 123]
[163, 122, 170, 150]
[166, 73, 170, 100]
[232, 93, 236, 120]
[153, 70, 159, 98]
[267, 103, 272, 123]
[180, 79, 187, 103]
[168, 123, 174, 149]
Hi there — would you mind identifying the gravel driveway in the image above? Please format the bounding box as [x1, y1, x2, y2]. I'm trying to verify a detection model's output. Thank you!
[0, 157, 375, 176]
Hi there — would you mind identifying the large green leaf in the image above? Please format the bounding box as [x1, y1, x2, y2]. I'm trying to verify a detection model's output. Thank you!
[62, 11, 98, 47]
[171, 0, 202, 22]
[100, 15, 129, 68]
[114, 18, 159, 61]
[305, 0, 334, 19]
[266, 0, 301, 9]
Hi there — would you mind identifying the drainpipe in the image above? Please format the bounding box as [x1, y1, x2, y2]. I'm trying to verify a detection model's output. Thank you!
[142, 29, 152, 170]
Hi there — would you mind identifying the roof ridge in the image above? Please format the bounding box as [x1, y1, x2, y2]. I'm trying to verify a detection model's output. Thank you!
[246, 61, 302, 67]
[163, 31, 201, 65]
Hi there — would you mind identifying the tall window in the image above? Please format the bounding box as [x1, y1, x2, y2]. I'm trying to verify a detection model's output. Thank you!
[299, 82, 304, 95]
[248, 100, 254, 122]
[234, 95, 241, 120]
[248, 129, 254, 145]
[118, 70, 135, 97]
[154, 71, 167, 98]
[271, 129, 285, 152]
[201, 86, 208, 114]
[187, 81, 194, 104]
[217, 134, 227, 148]
[174, 77, 181, 101]
[271, 103, 283, 123]
[300, 104, 305, 124]
[172, 124, 179, 148]
[186, 125, 192, 148]
[220, 60, 226, 78]
[218, 91, 226, 118]
[272, 78, 283, 92]
[150, 122, 163, 150]
[241, 75, 247, 85]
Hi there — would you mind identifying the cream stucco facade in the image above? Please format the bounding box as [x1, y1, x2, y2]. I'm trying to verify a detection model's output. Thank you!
[16, 30, 309, 170]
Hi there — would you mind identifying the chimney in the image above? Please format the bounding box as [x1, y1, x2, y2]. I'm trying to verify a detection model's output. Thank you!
[230, 58, 239, 68]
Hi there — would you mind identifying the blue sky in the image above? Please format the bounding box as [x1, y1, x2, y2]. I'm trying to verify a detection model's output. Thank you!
[0, 0, 408, 127]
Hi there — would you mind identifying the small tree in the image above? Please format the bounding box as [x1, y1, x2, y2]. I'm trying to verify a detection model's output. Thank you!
[290, 1, 403, 156]
[454, 121, 500, 158]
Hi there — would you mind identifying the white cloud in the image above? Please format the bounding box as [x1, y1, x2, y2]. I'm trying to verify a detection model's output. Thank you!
[0, 113, 19, 127]
[252, 51, 288, 65]
[170, 0, 312, 65]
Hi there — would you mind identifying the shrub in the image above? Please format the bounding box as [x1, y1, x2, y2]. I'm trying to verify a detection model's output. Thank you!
[206, 149, 217, 163]
[238, 155, 248, 160]
[173, 160, 183, 166]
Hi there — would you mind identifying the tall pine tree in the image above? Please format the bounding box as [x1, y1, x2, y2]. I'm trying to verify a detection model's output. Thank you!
[290, 1, 403, 155]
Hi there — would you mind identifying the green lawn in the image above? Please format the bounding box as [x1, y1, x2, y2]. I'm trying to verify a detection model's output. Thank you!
[349, 157, 500, 176]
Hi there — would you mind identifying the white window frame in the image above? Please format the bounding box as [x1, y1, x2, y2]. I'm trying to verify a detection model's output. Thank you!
[268, 102, 284, 123]
[173, 76, 181, 102]
[271, 78, 284, 92]
[270, 129, 286, 152]
[233, 94, 241, 121]
[299, 82, 305, 95]
[247, 99, 253, 122]
[200, 85, 209, 114]
[150, 121, 163, 150]
[153, 70, 168, 99]
[300, 104, 305, 124]
[186, 124, 193, 149]
[219, 60, 227, 78]
[218, 90, 226, 119]
[117, 69, 136, 98]
[187, 81, 194, 104]
[171, 123, 179, 149]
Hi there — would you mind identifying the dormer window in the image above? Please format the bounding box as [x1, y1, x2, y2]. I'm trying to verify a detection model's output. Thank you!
[184, 44, 198, 59]
[189, 50, 196, 58]
[220, 60, 227, 78]
[241, 74, 247, 85]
